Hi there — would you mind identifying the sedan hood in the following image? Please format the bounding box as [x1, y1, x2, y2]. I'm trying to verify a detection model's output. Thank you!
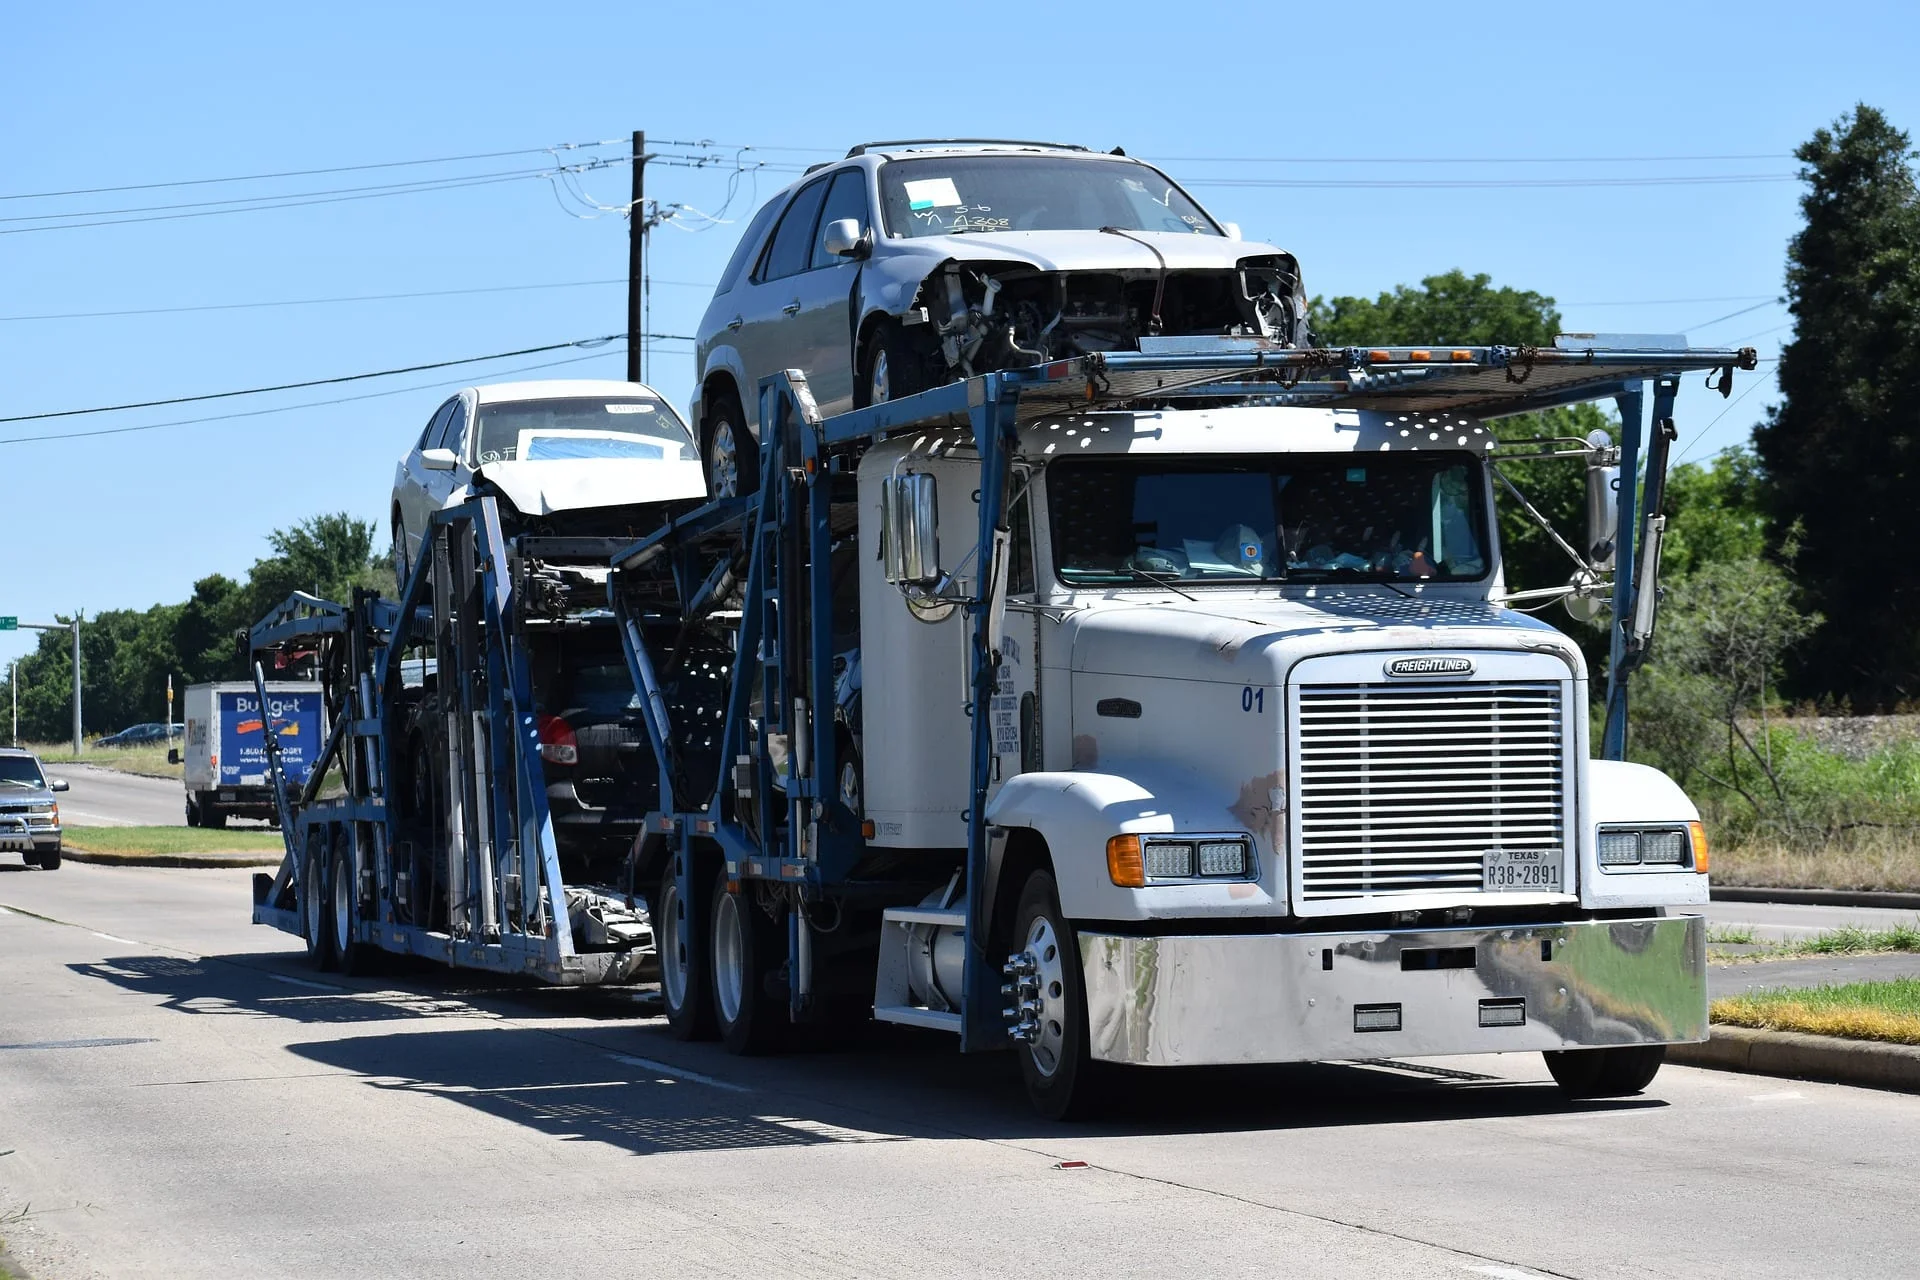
[915, 228, 1281, 273]
[475, 458, 707, 516]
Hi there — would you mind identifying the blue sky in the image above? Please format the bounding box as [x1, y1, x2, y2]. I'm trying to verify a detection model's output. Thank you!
[4, 0, 1917, 677]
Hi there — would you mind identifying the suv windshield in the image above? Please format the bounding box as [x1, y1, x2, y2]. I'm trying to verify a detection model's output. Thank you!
[473, 397, 695, 465]
[1049, 455, 1489, 585]
[0, 756, 46, 788]
[878, 155, 1220, 239]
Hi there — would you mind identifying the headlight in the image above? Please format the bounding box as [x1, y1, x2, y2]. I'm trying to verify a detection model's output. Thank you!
[1596, 826, 1697, 870]
[1197, 840, 1249, 877]
[1597, 831, 1641, 865]
[1143, 841, 1195, 879]
[1641, 829, 1688, 865]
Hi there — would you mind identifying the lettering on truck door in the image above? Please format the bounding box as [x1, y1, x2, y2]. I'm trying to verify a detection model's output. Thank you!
[990, 478, 1041, 800]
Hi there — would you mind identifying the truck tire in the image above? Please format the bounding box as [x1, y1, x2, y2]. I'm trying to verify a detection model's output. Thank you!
[1010, 869, 1108, 1121]
[302, 830, 338, 972]
[701, 386, 758, 500]
[185, 796, 201, 828]
[34, 846, 60, 871]
[710, 868, 785, 1055]
[656, 855, 717, 1041]
[331, 832, 373, 976]
[1544, 1044, 1666, 1099]
[203, 804, 228, 831]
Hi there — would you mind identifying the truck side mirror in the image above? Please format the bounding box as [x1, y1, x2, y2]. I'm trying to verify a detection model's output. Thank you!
[51, 778, 70, 792]
[1583, 429, 1619, 569]
[167, 748, 181, 765]
[881, 471, 942, 587]
[1220, 221, 1243, 241]
[822, 218, 870, 259]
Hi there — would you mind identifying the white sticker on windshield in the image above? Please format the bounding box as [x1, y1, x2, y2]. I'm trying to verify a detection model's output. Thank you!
[903, 177, 963, 211]
[605, 402, 655, 413]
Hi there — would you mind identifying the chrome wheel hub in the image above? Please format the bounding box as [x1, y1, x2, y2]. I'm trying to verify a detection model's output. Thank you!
[332, 845, 352, 955]
[1002, 916, 1068, 1075]
[871, 349, 891, 404]
[658, 878, 689, 1009]
[709, 420, 740, 499]
[713, 890, 746, 1024]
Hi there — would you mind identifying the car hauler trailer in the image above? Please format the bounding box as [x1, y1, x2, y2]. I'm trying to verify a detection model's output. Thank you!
[245, 519, 666, 984]
[610, 337, 1756, 1118]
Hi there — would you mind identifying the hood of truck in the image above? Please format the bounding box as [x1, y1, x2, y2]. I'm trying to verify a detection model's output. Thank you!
[910, 228, 1280, 274]
[1062, 590, 1584, 684]
[474, 457, 707, 517]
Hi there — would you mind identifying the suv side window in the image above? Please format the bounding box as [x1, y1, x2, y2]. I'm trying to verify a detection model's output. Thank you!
[810, 170, 871, 270]
[717, 197, 783, 295]
[443, 400, 470, 461]
[422, 400, 457, 451]
[757, 178, 829, 282]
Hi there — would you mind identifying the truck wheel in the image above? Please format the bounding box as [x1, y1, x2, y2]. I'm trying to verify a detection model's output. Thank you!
[302, 830, 337, 972]
[35, 846, 60, 871]
[204, 805, 228, 831]
[331, 833, 372, 976]
[185, 797, 201, 828]
[1010, 870, 1107, 1121]
[710, 868, 785, 1055]
[656, 855, 717, 1041]
[702, 387, 758, 500]
[1544, 1044, 1667, 1098]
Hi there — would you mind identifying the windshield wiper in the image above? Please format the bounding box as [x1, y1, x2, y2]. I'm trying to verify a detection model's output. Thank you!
[1123, 566, 1195, 600]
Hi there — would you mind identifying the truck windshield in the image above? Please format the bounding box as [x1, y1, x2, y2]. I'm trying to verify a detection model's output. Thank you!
[878, 155, 1220, 239]
[0, 757, 46, 788]
[1049, 454, 1489, 585]
[473, 398, 696, 465]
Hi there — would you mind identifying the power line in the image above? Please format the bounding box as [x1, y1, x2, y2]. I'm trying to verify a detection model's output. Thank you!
[0, 347, 647, 447]
[1559, 294, 1776, 307]
[1155, 152, 1792, 165]
[0, 139, 630, 202]
[0, 277, 708, 323]
[1680, 298, 1781, 331]
[0, 333, 697, 424]
[1186, 173, 1792, 190]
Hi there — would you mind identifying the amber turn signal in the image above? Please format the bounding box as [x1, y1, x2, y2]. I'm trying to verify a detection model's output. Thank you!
[1688, 821, 1710, 873]
[1106, 834, 1145, 888]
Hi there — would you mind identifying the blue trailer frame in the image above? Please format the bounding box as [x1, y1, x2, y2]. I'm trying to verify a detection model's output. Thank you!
[610, 340, 1757, 1051]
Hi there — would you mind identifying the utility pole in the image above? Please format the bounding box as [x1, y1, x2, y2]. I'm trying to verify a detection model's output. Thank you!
[71, 618, 81, 755]
[9, 661, 16, 748]
[627, 129, 646, 384]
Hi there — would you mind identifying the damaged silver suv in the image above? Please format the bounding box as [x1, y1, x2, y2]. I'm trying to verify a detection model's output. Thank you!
[690, 140, 1309, 495]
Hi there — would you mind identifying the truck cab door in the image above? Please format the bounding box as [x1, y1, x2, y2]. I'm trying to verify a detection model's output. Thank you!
[989, 474, 1042, 802]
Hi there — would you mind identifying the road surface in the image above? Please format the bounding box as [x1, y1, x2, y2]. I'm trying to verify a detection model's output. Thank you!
[2, 865, 1917, 1279]
[40, 764, 182, 828]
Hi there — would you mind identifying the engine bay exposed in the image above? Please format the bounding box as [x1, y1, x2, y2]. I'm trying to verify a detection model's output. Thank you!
[908, 254, 1309, 379]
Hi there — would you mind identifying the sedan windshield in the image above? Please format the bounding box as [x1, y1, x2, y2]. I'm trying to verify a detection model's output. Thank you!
[0, 757, 46, 788]
[1049, 455, 1489, 585]
[879, 155, 1220, 239]
[473, 397, 695, 465]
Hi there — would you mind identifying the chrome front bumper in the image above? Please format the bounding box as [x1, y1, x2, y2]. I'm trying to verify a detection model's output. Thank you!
[1079, 915, 1707, 1067]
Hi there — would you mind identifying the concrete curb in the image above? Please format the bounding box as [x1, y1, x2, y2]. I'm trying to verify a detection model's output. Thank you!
[1711, 885, 1920, 910]
[61, 848, 283, 870]
[1671, 1025, 1920, 1094]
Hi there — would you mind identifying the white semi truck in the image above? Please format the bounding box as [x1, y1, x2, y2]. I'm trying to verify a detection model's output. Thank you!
[248, 340, 1753, 1119]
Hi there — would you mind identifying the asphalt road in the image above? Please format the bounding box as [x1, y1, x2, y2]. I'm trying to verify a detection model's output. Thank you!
[1703, 898, 1920, 941]
[40, 764, 183, 828]
[3, 866, 1919, 1279]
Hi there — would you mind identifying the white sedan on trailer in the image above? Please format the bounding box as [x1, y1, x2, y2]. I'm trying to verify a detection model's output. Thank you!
[390, 379, 706, 582]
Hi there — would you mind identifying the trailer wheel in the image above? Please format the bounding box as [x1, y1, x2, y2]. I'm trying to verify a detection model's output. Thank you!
[656, 855, 717, 1041]
[710, 869, 785, 1055]
[331, 832, 373, 976]
[1544, 1045, 1667, 1099]
[1010, 870, 1107, 1121]
[301, 830, 337, 972]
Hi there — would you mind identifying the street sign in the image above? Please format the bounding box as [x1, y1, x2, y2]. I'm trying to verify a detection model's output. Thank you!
[0, 617, 15, 630]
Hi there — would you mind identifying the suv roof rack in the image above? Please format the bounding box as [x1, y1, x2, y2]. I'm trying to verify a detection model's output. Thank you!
[844, 138, 1090, 158]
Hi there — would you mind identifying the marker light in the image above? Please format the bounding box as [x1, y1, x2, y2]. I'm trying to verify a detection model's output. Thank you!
[1479, 998, 1527, 1028]
[1106, 834, 1145, 888]
[1689, 821, 1710, 873]
[1354, 1004, 1402, 1033]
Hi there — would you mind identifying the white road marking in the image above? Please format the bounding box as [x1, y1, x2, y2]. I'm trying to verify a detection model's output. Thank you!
[606, 1052, 750, 1093]
[756, 1115, 899, 1143]
[1748, 1090, 1805, 1103]
[268, 972, 347, 992]
[92, 931, 139, 945]
[59, 807, 138, 826]
[1467, 1267, 1550, 1279]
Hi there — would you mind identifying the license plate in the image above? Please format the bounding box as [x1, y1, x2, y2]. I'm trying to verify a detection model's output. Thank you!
[1485, 848, 1562, 892]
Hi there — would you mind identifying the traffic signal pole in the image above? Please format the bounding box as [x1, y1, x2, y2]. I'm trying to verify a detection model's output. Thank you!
[5, 618, 82, 753]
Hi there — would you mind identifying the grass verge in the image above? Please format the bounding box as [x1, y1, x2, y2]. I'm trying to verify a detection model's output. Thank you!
[1710, 921, 1920, 963]
[22, 740, 180, 781]
[60, 826, 282, 856]
[1710, 839, 1920, 894]
[1712, 977, 1920, 1045]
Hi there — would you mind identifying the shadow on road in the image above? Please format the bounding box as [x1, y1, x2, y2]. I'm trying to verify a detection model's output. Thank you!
[69, 946, 1663, 1151]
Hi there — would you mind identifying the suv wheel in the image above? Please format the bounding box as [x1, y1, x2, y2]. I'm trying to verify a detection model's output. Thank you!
[702, 387, 758, 499]
[859, 322, 931, 408]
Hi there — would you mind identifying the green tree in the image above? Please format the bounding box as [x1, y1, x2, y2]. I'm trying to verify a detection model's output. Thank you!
[1752, 104, 1920, 707]
[1662, 446, 1770, 578]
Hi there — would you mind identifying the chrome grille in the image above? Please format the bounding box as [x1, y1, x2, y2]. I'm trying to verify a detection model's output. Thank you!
[1293, 680, 1566, 903]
